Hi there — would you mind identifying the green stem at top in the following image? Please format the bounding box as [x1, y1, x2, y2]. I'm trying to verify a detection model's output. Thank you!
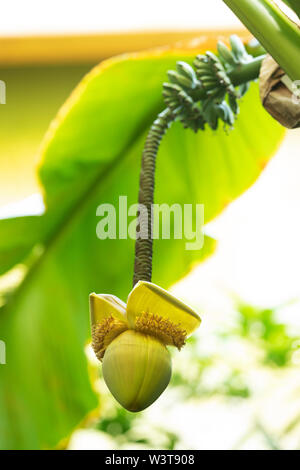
[223, 0, 300, 81]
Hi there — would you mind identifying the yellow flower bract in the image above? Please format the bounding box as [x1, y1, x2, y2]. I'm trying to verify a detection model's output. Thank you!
[90, 280, 201, 358]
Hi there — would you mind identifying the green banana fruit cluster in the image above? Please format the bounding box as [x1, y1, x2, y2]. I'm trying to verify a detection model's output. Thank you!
[163, 35, 253, 131]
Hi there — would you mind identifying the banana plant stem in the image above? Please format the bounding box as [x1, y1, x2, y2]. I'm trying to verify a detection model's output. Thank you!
[133, 108, 174, 286]
[223, 0, 300, 81]
[228, 55, 265, 86]
[133, 54, 265, 286]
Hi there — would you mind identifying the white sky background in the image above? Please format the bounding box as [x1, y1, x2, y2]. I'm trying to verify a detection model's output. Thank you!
[174, 130, 300, 313]
[0, 0, 295, 36]
[0, 0, 243, 35]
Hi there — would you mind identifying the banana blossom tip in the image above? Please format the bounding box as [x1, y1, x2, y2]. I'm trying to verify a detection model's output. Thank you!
[89, 281, 201, 412]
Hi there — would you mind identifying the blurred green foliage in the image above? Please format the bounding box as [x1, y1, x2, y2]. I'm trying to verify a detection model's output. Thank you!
[236, 303, 296, 367]
[97, 407, 179, 450]
[91, 299, 300, 450]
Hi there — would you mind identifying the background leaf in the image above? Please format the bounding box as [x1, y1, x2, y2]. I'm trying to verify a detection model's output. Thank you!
[0, 44, 284, 449]
[0, 65, 91, 205]
[0, 216, 44, 276]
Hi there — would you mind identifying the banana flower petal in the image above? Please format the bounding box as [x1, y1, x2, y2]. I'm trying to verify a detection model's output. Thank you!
[127, 281, 201, 336]
[89, 293, 128, 325]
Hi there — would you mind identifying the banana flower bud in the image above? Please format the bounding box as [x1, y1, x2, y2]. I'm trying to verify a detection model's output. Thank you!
[90, 281, 201, 412]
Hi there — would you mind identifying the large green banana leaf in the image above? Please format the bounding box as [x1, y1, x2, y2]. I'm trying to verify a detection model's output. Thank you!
[0, 65, 91, 206]
[0, 45, 284, 449]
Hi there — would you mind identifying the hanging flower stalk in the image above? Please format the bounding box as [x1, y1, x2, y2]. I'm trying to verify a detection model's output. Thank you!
[90, 36, 267, 412]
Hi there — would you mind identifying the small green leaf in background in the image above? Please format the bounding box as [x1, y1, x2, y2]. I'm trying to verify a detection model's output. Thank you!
[0, 44, 284, 449]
